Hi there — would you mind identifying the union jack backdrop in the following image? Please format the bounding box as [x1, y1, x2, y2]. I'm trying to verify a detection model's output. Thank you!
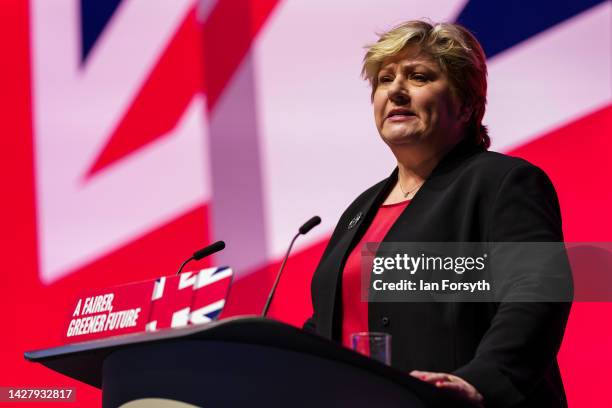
[1, 0, 610, 406]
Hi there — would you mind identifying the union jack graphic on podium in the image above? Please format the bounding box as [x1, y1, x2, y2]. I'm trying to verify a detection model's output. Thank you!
[146, 267, 233, 332]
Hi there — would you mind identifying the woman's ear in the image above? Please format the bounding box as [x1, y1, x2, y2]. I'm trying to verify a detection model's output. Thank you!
[458, 104, 473, 124]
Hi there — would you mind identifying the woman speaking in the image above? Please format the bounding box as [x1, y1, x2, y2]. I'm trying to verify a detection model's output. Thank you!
[303, 21, 570, 407]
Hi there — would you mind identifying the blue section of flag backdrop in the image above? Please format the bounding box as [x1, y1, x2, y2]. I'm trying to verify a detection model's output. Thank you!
[455, 0, 605, 58]
[80, 0, 124, 63]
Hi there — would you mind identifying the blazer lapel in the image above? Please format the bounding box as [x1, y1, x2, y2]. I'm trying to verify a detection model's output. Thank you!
[317, 169, 398, 339]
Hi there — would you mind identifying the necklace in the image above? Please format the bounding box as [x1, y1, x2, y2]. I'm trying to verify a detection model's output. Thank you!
[398, 179, 423, 198]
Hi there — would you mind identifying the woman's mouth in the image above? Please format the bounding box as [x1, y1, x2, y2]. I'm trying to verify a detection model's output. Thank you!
[386, 109, 416, 122]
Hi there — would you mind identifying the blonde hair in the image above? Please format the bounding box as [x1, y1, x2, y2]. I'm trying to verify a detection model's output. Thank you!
[362, 20, 490, 148]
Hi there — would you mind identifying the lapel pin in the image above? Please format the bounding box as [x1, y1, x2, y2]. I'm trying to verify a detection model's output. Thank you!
[348, 212, 363, 230]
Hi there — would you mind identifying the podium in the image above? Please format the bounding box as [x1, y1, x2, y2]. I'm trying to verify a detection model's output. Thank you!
[26, 316, 474, 407]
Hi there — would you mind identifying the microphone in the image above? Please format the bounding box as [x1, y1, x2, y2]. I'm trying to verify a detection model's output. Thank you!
[299, 216, 322, 235]
[262, 216, 321, 317]
[176, 241, 226, 275]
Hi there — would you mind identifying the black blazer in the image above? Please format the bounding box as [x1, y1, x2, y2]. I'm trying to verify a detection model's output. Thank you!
[304, 140, 571, 408]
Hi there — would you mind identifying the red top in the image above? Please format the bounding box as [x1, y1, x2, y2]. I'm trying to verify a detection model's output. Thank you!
[341, 200, 410, 348]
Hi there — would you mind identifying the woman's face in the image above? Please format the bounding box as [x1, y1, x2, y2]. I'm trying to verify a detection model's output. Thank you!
[373, 46, 466, 150]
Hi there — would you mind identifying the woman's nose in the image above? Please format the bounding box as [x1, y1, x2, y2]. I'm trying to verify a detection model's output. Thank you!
[388, 79, 409, 105]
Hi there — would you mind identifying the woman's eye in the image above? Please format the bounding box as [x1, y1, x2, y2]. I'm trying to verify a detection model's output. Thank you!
[379, 75, 393, 83]
[411, 74, 427, 82]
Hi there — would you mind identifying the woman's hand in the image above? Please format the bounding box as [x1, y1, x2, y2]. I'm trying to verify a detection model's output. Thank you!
[410, 370, 484, 407]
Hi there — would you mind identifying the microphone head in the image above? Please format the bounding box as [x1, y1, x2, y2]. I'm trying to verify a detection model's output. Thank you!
[193, 240, 225, 260]
[299, 216, 321, 235]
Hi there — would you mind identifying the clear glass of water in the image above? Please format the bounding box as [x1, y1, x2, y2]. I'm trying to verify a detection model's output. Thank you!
[350, 332, 391, 365]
